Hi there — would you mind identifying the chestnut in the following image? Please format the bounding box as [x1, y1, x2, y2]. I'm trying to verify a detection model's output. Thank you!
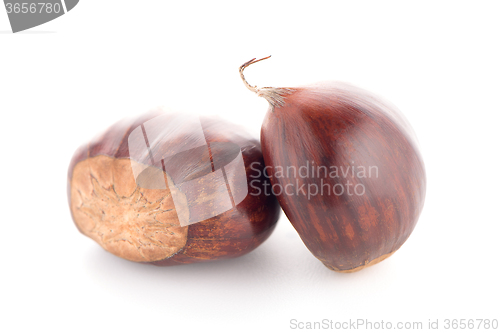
[241, 57, 426, 272]
[67, 109, 280, 265]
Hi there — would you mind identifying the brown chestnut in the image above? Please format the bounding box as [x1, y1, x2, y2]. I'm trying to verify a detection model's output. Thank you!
[67, 109, 280, 265]
[240, 57, 426, 272]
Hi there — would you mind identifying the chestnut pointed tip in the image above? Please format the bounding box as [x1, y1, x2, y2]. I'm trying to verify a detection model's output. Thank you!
[239, 56, 293, 108]
[240, 58, 256, 70]
[240, 55, 273, 71]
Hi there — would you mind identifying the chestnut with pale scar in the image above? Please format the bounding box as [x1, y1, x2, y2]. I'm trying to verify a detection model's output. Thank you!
[67, 110, 280, 265]
[70, 156, 187, 262]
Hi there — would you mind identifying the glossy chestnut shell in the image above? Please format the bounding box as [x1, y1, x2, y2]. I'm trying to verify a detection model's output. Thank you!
[241, 57, 426, 272]
[261, 84, 426, 272]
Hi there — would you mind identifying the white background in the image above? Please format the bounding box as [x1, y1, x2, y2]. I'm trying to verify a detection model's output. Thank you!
[1, 1, 499, 332]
